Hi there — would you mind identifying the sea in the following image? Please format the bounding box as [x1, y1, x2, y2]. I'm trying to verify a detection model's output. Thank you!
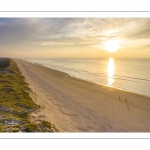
[23, 58, 150, 97]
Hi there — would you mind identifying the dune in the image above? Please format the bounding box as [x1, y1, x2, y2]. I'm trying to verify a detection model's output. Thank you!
[14, 59, 150, 132]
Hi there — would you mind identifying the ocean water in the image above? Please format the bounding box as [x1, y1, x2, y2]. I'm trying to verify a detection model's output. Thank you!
[24, 58, 150, 97]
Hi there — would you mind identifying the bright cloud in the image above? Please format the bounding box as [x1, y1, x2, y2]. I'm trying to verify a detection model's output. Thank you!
[0, 18, 150, 58]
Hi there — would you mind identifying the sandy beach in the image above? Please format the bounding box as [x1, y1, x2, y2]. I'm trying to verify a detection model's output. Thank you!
[14, 59, 150, 132]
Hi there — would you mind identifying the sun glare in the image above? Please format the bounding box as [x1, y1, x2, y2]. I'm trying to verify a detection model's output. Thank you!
[107, 57, 115, 86]
[103, 39, 122, 52]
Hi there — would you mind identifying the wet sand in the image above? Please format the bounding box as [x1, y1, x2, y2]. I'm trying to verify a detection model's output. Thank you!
[15, 59, 150, 132]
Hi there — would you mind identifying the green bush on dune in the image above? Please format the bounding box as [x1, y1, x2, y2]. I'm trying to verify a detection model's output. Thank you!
[0, 58, 58, 132]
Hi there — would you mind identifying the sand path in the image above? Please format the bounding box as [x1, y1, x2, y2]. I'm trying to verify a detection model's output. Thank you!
[15, 59, 150, 132]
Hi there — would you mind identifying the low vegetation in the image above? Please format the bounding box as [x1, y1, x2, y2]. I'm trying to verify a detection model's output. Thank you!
[0, 58, 58, 132]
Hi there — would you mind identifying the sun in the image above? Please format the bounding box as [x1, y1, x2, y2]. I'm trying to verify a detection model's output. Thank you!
[103, 39, 122, 52]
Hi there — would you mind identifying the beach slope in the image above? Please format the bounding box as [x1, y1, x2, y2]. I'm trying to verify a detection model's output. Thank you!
[15, 59, 150, 132]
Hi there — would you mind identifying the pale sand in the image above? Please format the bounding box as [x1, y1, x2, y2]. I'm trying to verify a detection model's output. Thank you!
[14, 59, 150, 132]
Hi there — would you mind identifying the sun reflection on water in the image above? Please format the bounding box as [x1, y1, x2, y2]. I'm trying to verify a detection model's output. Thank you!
[107, 57, 115, 86]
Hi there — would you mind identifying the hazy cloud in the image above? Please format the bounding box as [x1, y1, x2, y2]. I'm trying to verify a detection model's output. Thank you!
[126, 20, 150, 39]
[0, 18, 150, 58]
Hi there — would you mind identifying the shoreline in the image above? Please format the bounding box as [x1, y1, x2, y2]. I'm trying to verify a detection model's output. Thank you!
[15, 59, 150, 132]
[23, 59, 150, 99]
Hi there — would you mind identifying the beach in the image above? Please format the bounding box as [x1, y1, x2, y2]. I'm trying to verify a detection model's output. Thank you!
[15, 59, 150, 132]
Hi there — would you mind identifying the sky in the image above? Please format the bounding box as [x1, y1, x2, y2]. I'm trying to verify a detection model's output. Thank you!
[0, 18, 150, 58]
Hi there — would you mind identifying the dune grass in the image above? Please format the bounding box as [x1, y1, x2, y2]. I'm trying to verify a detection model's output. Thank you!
[0, 58, 58, 132]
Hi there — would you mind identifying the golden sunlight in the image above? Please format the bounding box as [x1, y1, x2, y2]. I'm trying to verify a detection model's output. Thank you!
[107, 57, 115, 86]
[103, 39, 122, 52]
